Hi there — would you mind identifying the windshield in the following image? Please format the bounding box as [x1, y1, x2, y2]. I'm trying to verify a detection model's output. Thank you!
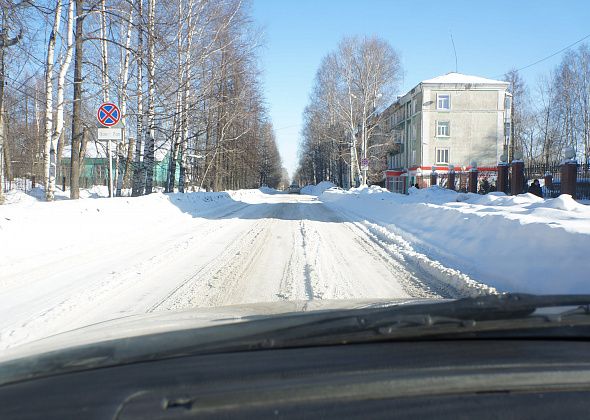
[0, 0, 589, 359]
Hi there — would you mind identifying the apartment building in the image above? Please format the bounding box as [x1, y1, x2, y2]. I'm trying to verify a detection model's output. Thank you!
[381, 72, 511, 193]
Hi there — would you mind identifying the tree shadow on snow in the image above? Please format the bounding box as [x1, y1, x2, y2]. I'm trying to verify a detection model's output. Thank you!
[164, 191, 359, 224]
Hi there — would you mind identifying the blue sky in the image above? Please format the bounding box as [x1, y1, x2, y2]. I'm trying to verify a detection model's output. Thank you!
[251, 0, 590, 177]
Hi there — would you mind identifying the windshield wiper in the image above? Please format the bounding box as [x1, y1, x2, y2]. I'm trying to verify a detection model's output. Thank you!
[210, 293, 590, 351]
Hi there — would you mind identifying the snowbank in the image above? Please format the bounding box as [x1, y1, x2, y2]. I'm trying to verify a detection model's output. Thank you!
[0, 188, 274, 275]
[320, 186, 590, 294]
[258, 186, 280, 195]
[300, 181, 336, 196]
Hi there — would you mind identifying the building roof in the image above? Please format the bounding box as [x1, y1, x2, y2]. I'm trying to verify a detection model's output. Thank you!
[62, 140, 169, 161]
[62, 142, 107, 159]
[421, 72, 509, 85]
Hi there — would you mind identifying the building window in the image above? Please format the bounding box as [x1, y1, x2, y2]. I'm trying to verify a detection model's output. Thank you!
[437, 94, 450, 110]
[505, 95, 512, 110]
[436, 121, 450, 137]
[436, 148, 449, 164]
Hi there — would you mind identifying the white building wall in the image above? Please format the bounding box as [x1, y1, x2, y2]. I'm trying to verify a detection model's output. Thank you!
[421, 103, 430, 166]
[420, 86, 507, 169]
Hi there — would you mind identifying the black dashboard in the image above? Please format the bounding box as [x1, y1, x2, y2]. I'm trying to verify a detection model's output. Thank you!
[2, 339, 590, 419]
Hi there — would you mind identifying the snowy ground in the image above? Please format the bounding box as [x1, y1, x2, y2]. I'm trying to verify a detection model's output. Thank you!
[320, 183, 590, 294]
[1, 184, 588, 352]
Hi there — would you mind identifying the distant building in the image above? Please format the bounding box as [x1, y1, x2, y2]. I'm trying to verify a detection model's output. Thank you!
[60, 141, 178, 188]
[381, 72, 511, 193]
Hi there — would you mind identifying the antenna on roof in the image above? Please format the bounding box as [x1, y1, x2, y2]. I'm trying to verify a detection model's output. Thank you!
[450, 32, 458, 73]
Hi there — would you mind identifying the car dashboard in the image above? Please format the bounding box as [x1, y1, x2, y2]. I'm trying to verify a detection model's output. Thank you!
[1, 338, 590, 419]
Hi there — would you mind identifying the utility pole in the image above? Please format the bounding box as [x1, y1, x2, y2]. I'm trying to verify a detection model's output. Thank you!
[70, 0, 84, 199]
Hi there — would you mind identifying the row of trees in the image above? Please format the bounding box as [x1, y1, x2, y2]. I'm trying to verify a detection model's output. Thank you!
[0, 0, 286, 204]
[507, 44, 590, 166]
[294, 35, 401, 187]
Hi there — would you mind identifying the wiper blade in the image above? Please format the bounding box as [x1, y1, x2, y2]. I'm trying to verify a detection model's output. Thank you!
[391, 293, 590, 321]
[225, 293, 590, 349]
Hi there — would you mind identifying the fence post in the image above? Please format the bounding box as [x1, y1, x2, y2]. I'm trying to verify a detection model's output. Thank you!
[447, 164, 455, 190]
[430, 166, 437, 187]
[468, 161, 478, 193]
[497, 154, 509, 194]
[561, 148, 578, 197]
[62, 176, 66, 192]
[32, 175, 36, 189]
[511, 154, 525, 195]
[544, 172, 553, 190]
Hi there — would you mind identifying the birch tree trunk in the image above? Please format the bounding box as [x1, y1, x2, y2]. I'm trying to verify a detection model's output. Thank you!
[166, 0, 184, 193]
[49, 0, 74, 199]
[116, 0, 134, 196]
[131, 0, 145, 196]
[179, 0, 195, 193]
[99, 0, 109, 103]
[0, 5, 25, 203]
[43, 0, 62, 201]
[143, 0, 156, 194]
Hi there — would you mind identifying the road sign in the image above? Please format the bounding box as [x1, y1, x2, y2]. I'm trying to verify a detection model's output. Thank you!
[97, 102, 121, 127]
[97, 127, 123, 140]
[95, 106, 122, 199]
[361, 157, 369, 170]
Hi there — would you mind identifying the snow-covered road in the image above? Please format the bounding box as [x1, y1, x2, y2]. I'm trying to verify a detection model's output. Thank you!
[0, 191, 475, 351]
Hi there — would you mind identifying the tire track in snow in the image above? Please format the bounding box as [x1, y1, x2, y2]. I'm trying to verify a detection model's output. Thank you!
[327, 205, 497, 298]
[298, 220, 317, 300]
[150, 217, 274, 311]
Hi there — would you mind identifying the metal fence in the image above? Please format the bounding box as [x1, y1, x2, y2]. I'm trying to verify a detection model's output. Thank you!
[524, 163, 590, 200]
[2, 161, 43, 194]
[413, 163, 590, 200]
[2, 159, 170, 194]
[416, 171, 496, 194]
[1, 160, 90, 193]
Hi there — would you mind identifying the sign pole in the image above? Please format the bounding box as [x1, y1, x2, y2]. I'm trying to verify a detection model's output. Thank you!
[115, 129, 125, 197]
[96, 102, 121, 198]
[108, 138, 114, 198]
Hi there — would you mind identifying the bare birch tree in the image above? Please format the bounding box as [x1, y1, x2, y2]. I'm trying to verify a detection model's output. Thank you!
[296, 36, 401, 187]
[43, 0, 74, 201]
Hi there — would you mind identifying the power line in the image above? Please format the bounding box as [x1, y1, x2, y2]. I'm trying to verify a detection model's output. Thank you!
[498, 32, 590, 77]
